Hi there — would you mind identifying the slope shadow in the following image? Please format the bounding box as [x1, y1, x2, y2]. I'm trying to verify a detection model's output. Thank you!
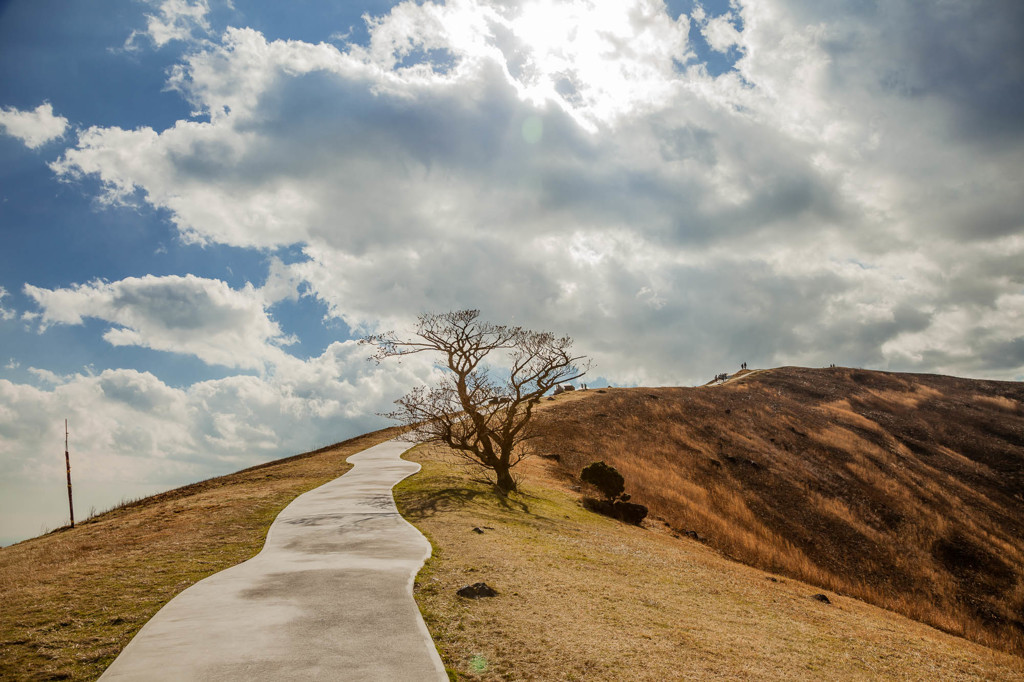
[400, 486, 532, 519]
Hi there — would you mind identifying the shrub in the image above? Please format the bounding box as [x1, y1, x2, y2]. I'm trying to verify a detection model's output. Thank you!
[580, 461, 625, 500]
[580, 461, 648, 525]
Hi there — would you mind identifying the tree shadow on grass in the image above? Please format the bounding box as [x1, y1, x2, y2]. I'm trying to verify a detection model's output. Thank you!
[400, 485, 533, 519]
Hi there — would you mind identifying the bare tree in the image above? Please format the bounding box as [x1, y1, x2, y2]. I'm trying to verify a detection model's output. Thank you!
[362, 310, 589, 494]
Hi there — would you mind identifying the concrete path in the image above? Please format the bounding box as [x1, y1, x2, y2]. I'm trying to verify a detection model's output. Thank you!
[101, 440, 447, 681]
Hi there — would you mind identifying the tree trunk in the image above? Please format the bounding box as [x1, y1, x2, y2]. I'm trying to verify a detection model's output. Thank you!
[495, 464, 517, 494]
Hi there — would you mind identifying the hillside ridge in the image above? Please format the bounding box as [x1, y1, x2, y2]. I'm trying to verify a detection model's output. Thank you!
[3, 367, 1023, 679]
[534, 365, 1024, 656]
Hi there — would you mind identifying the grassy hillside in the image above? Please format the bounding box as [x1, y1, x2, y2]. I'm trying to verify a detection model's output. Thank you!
[395, 444, 1024, 680]
[0, 428, 401, 681]
[3, 366, 1022, 680]
[530, 367, 1024, 656]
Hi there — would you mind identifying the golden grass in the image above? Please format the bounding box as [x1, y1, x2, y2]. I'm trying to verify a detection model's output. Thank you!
[529, 368, 1024, 657]
[2, 367, 1021, 678]
[0, 427, 402, 681]
[973, 394, 1021, 412]
[395, 444, 1024, 680]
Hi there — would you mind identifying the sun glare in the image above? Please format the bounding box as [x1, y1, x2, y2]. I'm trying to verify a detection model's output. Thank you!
[505, 0, 688, 129]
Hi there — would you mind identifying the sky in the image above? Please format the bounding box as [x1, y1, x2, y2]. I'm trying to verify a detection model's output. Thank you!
[1, 0, 1022, 545]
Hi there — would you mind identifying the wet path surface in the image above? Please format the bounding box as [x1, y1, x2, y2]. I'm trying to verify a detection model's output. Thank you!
[101, 440, 446, 681]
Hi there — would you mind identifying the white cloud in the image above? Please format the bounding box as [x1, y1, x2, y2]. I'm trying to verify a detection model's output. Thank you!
[503, 0, 691, 128]
[0, 103, 68, 149]
[700, 12, 742, 53]
[0, 287, 15, 321]
[0, 346, 430, 487]
[5, 0, 1024, 544]
[24, 275, 292, 370]
[125, 0, 212, 50]
[881, 289, 1024, 378]
[38, 0, 1024, 387]
[27, 367, 65, 385]
[0, 341, 437, 541]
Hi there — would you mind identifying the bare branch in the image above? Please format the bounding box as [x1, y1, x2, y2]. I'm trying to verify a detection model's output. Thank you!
[363, 310, 589, 493]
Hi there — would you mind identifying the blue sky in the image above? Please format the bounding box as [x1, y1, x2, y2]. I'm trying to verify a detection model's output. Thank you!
[1, 0, 1022, 545]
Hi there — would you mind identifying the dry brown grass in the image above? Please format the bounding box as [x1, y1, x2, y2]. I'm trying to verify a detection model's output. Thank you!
[529, 368, 1024, 658]
[396, 443, 1024, 680]
[0, 427, 402, 681]
[4, 368, 1021, 679]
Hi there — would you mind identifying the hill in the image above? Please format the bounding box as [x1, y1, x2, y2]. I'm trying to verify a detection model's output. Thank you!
[530, 366, 1024, 656]
[0, 428, 402, 680]
[2, 366, 1022, 679]
[395, 444, 1023, 679]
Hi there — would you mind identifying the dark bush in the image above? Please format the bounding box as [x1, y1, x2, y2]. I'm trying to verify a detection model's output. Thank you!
[580, 461, 624, 500]
[580, 461, 647, 525]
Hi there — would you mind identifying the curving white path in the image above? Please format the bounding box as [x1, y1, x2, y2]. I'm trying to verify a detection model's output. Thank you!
[101, 440, 447, 681]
